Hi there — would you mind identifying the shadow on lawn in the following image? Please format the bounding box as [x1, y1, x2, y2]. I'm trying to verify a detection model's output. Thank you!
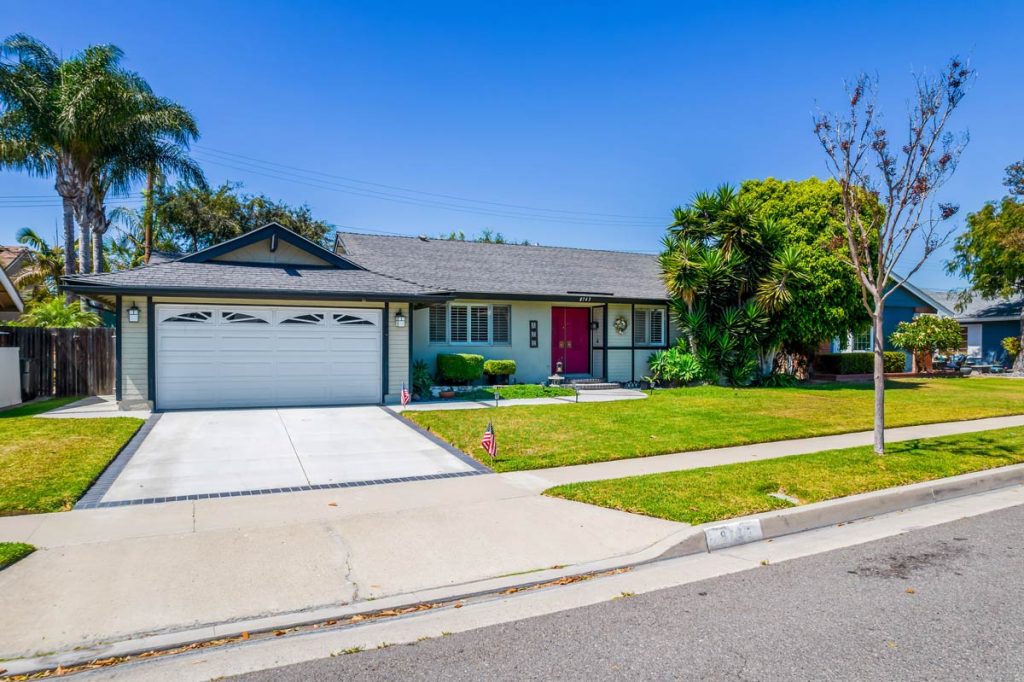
[901, 433, 1020, 461]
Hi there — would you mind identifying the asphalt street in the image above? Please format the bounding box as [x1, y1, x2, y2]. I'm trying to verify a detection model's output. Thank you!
[232, 504, 1024, 681]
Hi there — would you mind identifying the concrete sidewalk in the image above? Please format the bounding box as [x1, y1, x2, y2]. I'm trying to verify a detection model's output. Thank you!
[1, 414, 1023, 662]
[394, 388, 647, 412]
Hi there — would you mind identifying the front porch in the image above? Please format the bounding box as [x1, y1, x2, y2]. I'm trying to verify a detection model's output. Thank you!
[411, 299, 674, 385]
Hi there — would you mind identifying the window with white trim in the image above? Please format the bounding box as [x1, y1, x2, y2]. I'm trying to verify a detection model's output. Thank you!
[633, 306, 666, 346]
[428, 304, 512, 345]
[851, 329, 872, 352]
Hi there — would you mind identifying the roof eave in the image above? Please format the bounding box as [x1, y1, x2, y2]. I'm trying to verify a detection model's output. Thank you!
[60, 282, 451, 303]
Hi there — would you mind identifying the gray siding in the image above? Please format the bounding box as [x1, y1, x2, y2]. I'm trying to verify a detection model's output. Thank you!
[120, 297, 149, 407]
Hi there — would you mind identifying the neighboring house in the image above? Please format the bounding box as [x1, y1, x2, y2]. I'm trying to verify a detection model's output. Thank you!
[827, 279, 953, 371]
[61, 223, 676, 410]
[927, 289, 1024, 360]
[0, 246, 27, 322]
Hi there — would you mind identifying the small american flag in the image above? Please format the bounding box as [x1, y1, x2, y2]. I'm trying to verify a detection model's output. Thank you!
[401, 383, 411, 406]
[481, 421, 497, 459]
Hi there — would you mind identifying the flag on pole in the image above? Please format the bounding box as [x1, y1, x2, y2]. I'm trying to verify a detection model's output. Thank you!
[401, 383, 411, 406]
[481, 421, 497, 460]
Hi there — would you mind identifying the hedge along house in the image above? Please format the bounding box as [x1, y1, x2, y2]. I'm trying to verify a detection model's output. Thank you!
[61, 225, 680, 411]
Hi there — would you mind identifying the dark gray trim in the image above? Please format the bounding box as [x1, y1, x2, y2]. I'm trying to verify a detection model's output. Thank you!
[61, 284, 451, 303]
[82, 468, 485, 508]
[146, 297, 155, 406]
[407, 302, 414, 390]
[602, 304, 609, 381]
[114, 295, 122, 402]
[75, 413, 162, 509]
[380, 406, 493, 473]
[178, 223, 365, 270]
[382, 301, 390, 401]
[631, 303, 636, 383]
[452, 291, 668, 305]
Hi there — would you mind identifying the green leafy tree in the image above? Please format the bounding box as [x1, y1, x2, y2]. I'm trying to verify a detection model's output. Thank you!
[12, 297, 100, 328]
[659, 184, 808, 386]
[888, 315, 962, 372]
[11, 227, 66, 300]
[149, 181, 333, 252]
[739, 178, 871, 356]
[441, 229, 531, 245]
[947, 160, 1024, 375]
[814, 58, 973, 454]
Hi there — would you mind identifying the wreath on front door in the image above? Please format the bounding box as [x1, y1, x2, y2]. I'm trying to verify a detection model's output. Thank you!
[613, 315, 628, 335]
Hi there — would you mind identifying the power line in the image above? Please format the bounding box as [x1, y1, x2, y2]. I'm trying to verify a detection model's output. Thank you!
[194, 144, 666, 222]
[193, 153, 664, 228]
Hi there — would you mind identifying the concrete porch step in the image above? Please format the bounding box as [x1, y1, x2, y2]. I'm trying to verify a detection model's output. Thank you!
[569, 381, 622, 390]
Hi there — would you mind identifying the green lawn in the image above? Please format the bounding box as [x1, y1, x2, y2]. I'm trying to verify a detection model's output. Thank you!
[0, 542, 35, 570]
[0, 398, 144, 515]
[545, 426, 1024, 524]
[405, 378, 1024, 472]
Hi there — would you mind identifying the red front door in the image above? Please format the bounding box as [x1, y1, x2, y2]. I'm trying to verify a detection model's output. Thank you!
[551, 307, 590, 374]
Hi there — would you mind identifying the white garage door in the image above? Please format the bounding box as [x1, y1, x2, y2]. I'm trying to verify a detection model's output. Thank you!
[155, 304, 382, 410]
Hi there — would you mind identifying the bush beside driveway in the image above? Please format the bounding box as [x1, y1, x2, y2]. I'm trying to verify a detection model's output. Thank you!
[0, 398, 143, 514]
[406, 378, 1024, 472]
[545, 426, 1024, 524]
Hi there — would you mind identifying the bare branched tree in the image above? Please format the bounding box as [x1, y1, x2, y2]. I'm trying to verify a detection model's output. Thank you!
[813, 58, 974, 454]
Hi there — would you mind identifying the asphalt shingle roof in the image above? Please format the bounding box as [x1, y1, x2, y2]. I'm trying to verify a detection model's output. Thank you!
[336, 232, 669, 301]
[926, 289, 1024, 321]
[63, 261, 445, 298]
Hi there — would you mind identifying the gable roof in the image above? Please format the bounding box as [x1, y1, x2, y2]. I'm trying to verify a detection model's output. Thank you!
[0, 245, 30, 275]
[0, 265, 24, 313]
[62, 260, 445, 300]
[888, 276, 954, 316]
[180, 223, 364, 270]
[335, 232, 669, 302]
[926, 289, 1024, 322]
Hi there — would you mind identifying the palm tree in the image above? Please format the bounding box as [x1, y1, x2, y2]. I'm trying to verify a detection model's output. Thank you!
[13, 296, 100, 328]
[11, 227, 65, 299]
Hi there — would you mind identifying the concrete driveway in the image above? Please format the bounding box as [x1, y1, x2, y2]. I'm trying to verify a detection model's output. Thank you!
[99, 406, 482, 503]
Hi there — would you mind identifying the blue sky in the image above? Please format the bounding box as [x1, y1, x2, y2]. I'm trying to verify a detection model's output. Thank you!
[2, 1, 1022, 288]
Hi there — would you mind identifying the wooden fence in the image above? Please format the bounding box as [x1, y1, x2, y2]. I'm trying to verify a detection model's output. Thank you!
[0, 326, 115, 398]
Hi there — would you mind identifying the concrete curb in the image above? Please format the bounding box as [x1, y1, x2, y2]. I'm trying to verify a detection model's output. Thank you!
[5, 465, 1024, 677]
[675, 462, 1024, 555]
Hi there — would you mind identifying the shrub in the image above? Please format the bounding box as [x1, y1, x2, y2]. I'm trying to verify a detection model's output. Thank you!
[1003, 336, 1022, 359]
[648, 346, 703, 385]
[436, 353, 484, 384]
[412, 359, 433, 397]
[889, 316, 962, 370]
[817, 352, 906, 374]
[884, 351, 907, 373]
[483, 359, 517, 376]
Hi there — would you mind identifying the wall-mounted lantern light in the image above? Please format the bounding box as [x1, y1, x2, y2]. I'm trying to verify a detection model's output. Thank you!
[127, 302, 141, 323]
[394, 310, 406, 328]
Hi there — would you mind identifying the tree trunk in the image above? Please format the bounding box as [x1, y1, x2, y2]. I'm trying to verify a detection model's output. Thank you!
[78, 222, 92, 276]
[61, 196, 77, 302]
[872, 303, 886, 454]
[92, 228, 104, 273]
[143, 169, 155, 264]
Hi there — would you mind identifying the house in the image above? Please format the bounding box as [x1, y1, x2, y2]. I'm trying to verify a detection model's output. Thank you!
[828, 279, 952, 371]
[0, 246, 26, 322]
[926, 289, 1024, 360]
[62, 224, 677, 411]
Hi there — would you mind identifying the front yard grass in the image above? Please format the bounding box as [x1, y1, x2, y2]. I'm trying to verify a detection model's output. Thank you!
[405, 378, 1024, 472]
[0, 542, 35, 570]
[545, 426, 1024, 524]
[0, 398, 143, 515]
[454, 384, 577, 401]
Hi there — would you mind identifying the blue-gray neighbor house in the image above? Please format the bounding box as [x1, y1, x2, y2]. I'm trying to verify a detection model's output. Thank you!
[926, 290, 1024, 362]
